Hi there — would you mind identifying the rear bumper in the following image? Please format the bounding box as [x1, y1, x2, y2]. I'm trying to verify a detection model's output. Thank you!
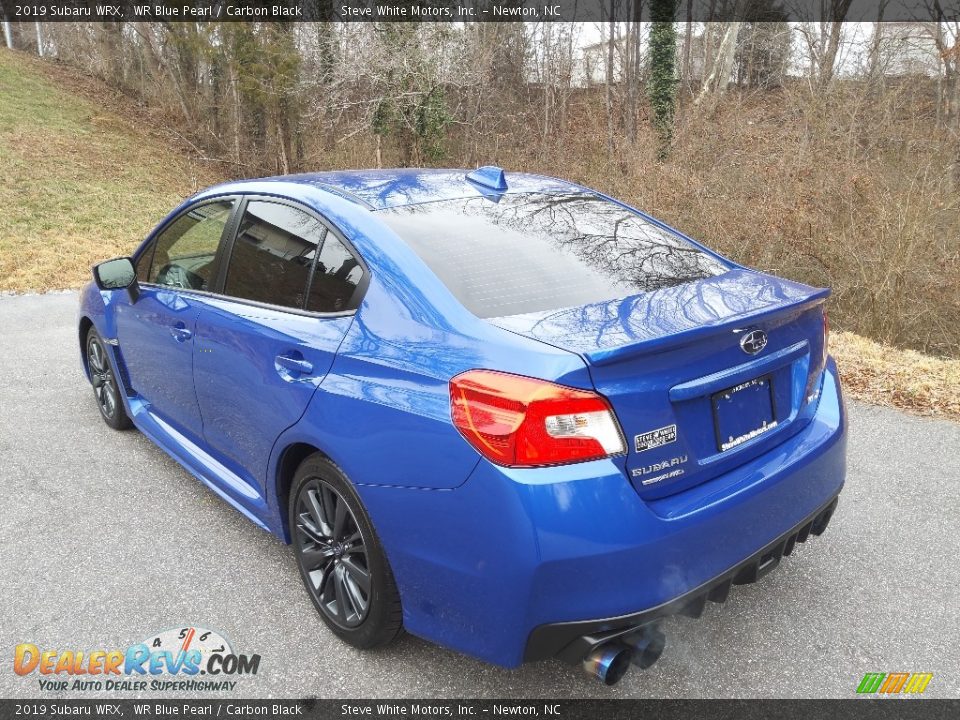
[358, 359, 847, 668]
[524, 492, 839, 663]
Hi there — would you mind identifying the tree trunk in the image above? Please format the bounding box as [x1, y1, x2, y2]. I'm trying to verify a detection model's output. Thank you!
[817, 1, 853, 86]
[164, 23, 201, 122]
[625, 8, 645, 145]
[315, 22, 337, 153]
[604, 2, 615, 159]
[542, 23, 552, 139]
[682, 0, 693, 92]
[818, 21, 844, 85]
[276, 115, 290, 175]
[268, 23, 297, 174]
[624, 16, 636, 144]
[926, 5, 960, 191]
[560, 22, 574, 133]
[866, 5, 887, 83]
[2, 18, 12, 50]
[648, 0, 677, 161]
[695, 21, 741, 107]
[702, 0, 717, 80]
[952, 127, 960, 195]
[98, 22, 125, 88]
[230, 65, 242, 168]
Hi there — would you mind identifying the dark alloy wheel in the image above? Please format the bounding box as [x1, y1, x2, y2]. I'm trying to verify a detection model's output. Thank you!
[290, 455, 402, 648]
[86, 328, 132, 430]
[295, 478, 371, 628]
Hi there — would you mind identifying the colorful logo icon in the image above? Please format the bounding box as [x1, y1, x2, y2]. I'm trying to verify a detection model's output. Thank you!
[856, 672, 933, 695]
[13, 626, 260, 692]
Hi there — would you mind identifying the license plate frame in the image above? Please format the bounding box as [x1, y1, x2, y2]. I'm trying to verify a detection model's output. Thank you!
[711, 374, 777, 452]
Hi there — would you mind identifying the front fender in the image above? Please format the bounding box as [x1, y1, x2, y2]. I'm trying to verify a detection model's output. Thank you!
[78, 282, 107, 376]
[81, 282, 126, 338]
[78, 282, 134, 421]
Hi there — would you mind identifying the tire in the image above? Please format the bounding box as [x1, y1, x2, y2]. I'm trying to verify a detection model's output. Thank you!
[85, 327, 133, 431]
[289, 454, 403, 649]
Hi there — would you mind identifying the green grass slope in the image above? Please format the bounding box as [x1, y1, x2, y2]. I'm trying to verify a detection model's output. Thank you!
[0, 50, 216, 292]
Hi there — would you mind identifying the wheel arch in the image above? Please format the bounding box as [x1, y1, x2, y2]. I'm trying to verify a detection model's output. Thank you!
[79, 315, 94, 380]
[275, 441, 330, 543]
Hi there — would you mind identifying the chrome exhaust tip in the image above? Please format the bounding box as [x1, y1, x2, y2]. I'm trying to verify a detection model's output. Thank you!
[582, 643, 633, 685]
[625, 627, 666, 670]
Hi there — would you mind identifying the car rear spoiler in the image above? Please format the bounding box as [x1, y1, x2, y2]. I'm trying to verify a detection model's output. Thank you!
[584, 288, 830, 367]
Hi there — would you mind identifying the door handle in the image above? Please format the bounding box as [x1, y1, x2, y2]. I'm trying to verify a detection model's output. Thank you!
[170, 323, 192, 342]
[275, 353, 314, 376]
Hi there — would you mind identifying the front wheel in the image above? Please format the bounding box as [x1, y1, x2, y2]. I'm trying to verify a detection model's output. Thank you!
[86, 327, 132, 430]
[290, 455, 403, 649]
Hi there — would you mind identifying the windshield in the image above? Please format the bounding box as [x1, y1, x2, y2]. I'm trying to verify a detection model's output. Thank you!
[378, 192, 729, 319]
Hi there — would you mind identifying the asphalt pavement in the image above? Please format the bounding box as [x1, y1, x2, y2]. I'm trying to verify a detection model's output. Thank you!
[1, 291, 958, 699]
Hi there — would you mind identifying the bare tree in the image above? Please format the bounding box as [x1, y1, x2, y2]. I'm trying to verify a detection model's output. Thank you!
[695, 19, 743, 106]
[95, 21, 126, 89]
[2, 14, 12, 50]
[925, 2, 960, 129]
[795, 0, 854, 86]
[623, 2, 645, 144]
[818, 0, 855, 85]
[866, 1, 890, 81]
[681, 0, 694, 93]
[604, 2, 617, 159]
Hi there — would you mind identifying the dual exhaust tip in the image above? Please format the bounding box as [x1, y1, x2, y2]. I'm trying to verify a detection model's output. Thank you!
[581, 627, 666, 686]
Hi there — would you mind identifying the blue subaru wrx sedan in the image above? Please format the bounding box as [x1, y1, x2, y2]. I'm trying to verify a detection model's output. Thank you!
[79, 167, 846, 685]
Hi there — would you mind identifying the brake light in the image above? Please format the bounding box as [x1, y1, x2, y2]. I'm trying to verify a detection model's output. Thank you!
[823, 310, 830, 362]
[806, 310, 830, 405]
[449, 370, 626, 467]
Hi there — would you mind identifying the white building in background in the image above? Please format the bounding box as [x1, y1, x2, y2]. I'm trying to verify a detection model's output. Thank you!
[582, 36, 627, 85]
[875, 23, 941, 77]
[575, 21, 945, 88]
[581, 32, 708, 87]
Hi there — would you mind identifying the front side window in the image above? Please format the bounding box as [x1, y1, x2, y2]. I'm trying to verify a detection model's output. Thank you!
[223, 201, 327, 310]
[143, 199, 235, 290]
[135, 245, 152, 283]
[378, 193, 729, 318]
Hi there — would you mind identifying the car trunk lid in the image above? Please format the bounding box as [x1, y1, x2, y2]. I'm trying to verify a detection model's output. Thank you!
[491, 269, 830, 499]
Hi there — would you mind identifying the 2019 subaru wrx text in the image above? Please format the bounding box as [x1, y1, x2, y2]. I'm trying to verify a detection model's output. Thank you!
[78, 167, 846, 685]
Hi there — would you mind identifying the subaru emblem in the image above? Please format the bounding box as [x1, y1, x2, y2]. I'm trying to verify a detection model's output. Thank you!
[740, 329, 768, 355]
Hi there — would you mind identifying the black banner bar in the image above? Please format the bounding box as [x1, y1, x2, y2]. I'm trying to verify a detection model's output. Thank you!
[1, 0, 958, 23]
[2, 699, 960, 720]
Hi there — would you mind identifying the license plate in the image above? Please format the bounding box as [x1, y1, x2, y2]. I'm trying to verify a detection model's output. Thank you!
[712, 375, 777, 452]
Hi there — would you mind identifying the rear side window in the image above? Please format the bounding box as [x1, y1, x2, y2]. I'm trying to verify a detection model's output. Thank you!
[378, 193, 729, 318]
[306, 234, 363, 313]
[224, 201, 327, 309]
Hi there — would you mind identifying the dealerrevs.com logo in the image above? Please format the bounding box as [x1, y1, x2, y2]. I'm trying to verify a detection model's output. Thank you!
[13, 626, 261, 692]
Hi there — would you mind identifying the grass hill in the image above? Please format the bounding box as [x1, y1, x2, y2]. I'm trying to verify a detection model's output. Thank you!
[0, 49, 217, 293]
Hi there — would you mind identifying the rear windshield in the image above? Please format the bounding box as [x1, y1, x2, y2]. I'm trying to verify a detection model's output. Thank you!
[378, 192, 729, 318]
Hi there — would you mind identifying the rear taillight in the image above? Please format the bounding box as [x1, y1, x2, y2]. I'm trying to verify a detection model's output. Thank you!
[449, 370, 626, 468]
[806, 310, 830, 404]
[823, 310, 830, 363]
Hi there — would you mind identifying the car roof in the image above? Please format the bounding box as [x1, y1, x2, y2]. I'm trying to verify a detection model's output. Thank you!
[196, 168, 588, 211]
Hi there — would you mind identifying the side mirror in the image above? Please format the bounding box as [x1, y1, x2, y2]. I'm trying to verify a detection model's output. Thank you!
[93, 257, 139, 302]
